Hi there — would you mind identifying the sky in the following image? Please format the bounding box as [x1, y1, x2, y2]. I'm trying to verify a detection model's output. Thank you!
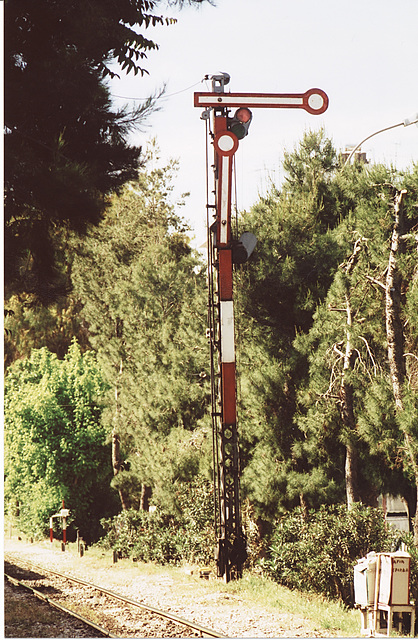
[110, 0, 418, 247]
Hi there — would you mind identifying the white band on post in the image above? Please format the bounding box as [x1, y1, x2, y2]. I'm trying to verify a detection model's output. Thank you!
[220, 301, 235, 363]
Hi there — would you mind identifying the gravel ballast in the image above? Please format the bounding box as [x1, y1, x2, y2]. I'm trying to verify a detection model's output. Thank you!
[4, 537, 341, 637]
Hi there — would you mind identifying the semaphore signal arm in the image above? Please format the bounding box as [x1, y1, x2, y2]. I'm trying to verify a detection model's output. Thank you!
[194, 87, 328, 114]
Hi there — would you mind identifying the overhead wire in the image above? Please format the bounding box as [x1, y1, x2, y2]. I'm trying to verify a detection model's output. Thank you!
[111, 78, 206, 102]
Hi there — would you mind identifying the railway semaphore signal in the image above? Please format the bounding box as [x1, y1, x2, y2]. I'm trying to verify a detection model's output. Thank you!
[195, 73, 329, 582]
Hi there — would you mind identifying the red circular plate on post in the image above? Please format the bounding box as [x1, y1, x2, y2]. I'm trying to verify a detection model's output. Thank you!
[214, 131, 239, 156]
[303, 88, 329, 115]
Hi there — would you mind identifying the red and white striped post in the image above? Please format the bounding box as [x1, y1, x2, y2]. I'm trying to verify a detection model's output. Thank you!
[60, 500, 70, 546]
[49, 500, 70, 546]
[195, 76, 328, 582]
[212, 117, 243, 582]
[61, 500, 67, 545]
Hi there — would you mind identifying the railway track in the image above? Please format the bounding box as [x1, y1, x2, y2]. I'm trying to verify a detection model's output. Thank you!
[4, 554, 225, 638]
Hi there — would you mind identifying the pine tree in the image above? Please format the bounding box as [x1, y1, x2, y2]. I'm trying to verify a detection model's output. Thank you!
[4, 0, 206, 300]
[71, 147, 210, 512]
[236, 131, 418, 529]
[296, 163, 418, 517]
[235, 130, 347, 523]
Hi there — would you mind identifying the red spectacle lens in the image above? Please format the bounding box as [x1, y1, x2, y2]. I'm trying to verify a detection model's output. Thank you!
[235, 108, 252, 123]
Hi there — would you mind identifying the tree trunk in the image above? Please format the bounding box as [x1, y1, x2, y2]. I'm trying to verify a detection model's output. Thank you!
[112, 428, 131, 510]
[345, 441, 358, 508]
[299, 493, 308, 518]
[339, 239, 363, 508]
[340, 318, 359, 507]
[140, 484, 152, 511]
[386, 190, 407, 412]
[112, 358, 131, 510]
[385, 189, 418, 544]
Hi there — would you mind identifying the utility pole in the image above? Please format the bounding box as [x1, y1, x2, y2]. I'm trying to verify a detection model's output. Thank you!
[195, 74, 328, 582]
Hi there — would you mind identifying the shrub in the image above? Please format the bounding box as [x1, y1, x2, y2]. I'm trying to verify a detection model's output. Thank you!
[262, 504, 400, 605]
[4, 342, 117, 544]
[99, 476, 216, 566]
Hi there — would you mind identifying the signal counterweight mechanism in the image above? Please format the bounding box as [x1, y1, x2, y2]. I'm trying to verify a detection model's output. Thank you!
[195, 73, 329, 583]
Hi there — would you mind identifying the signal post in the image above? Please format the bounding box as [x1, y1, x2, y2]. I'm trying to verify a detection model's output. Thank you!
[195, 75, 328, 582]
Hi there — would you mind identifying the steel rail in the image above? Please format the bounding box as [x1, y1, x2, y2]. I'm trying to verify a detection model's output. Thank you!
[5, 554, 225, 638]
[5, 571, 113, 637]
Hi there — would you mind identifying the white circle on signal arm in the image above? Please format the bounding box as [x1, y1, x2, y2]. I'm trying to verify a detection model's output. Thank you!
[218, 133, 235, 152]
[308, 93, 324, 111]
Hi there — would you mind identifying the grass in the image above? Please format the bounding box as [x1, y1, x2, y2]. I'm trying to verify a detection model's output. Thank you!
[217, 571, 360, 637]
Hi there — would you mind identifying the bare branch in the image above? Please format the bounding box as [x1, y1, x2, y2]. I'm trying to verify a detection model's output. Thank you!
[404, 352, 418, 362]
[358, 335, 379, 377]
[339, 238, 363, 274]
[328, 306, 348, 312]
[366, 275, 387, 291]
[332, 344, 345, 359]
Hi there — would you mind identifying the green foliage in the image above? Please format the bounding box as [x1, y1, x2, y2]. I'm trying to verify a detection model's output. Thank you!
[4, 341, 118, 542]
[236, 137, 418, 521]
[100, 476, 215, 565]
[113, 425, 211, 514]
[263, 504, 399, 605]
[4, 293, 89, 368]
[4, 0, 205, 299]
[6, 119, 417, 563]
[71, 145, 210, 510]
[236, 130, 348, 519]
[293, 167, 418, 509]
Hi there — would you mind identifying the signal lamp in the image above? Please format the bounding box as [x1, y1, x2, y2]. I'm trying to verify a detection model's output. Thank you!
[227, 107, 253, 140]
[232, 232, 257, 264]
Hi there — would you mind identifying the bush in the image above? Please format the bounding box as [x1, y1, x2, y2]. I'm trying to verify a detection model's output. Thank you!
[4, 342, 118, 544]
[99, 476, 216, 566]
[262, 504, 400, 605]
